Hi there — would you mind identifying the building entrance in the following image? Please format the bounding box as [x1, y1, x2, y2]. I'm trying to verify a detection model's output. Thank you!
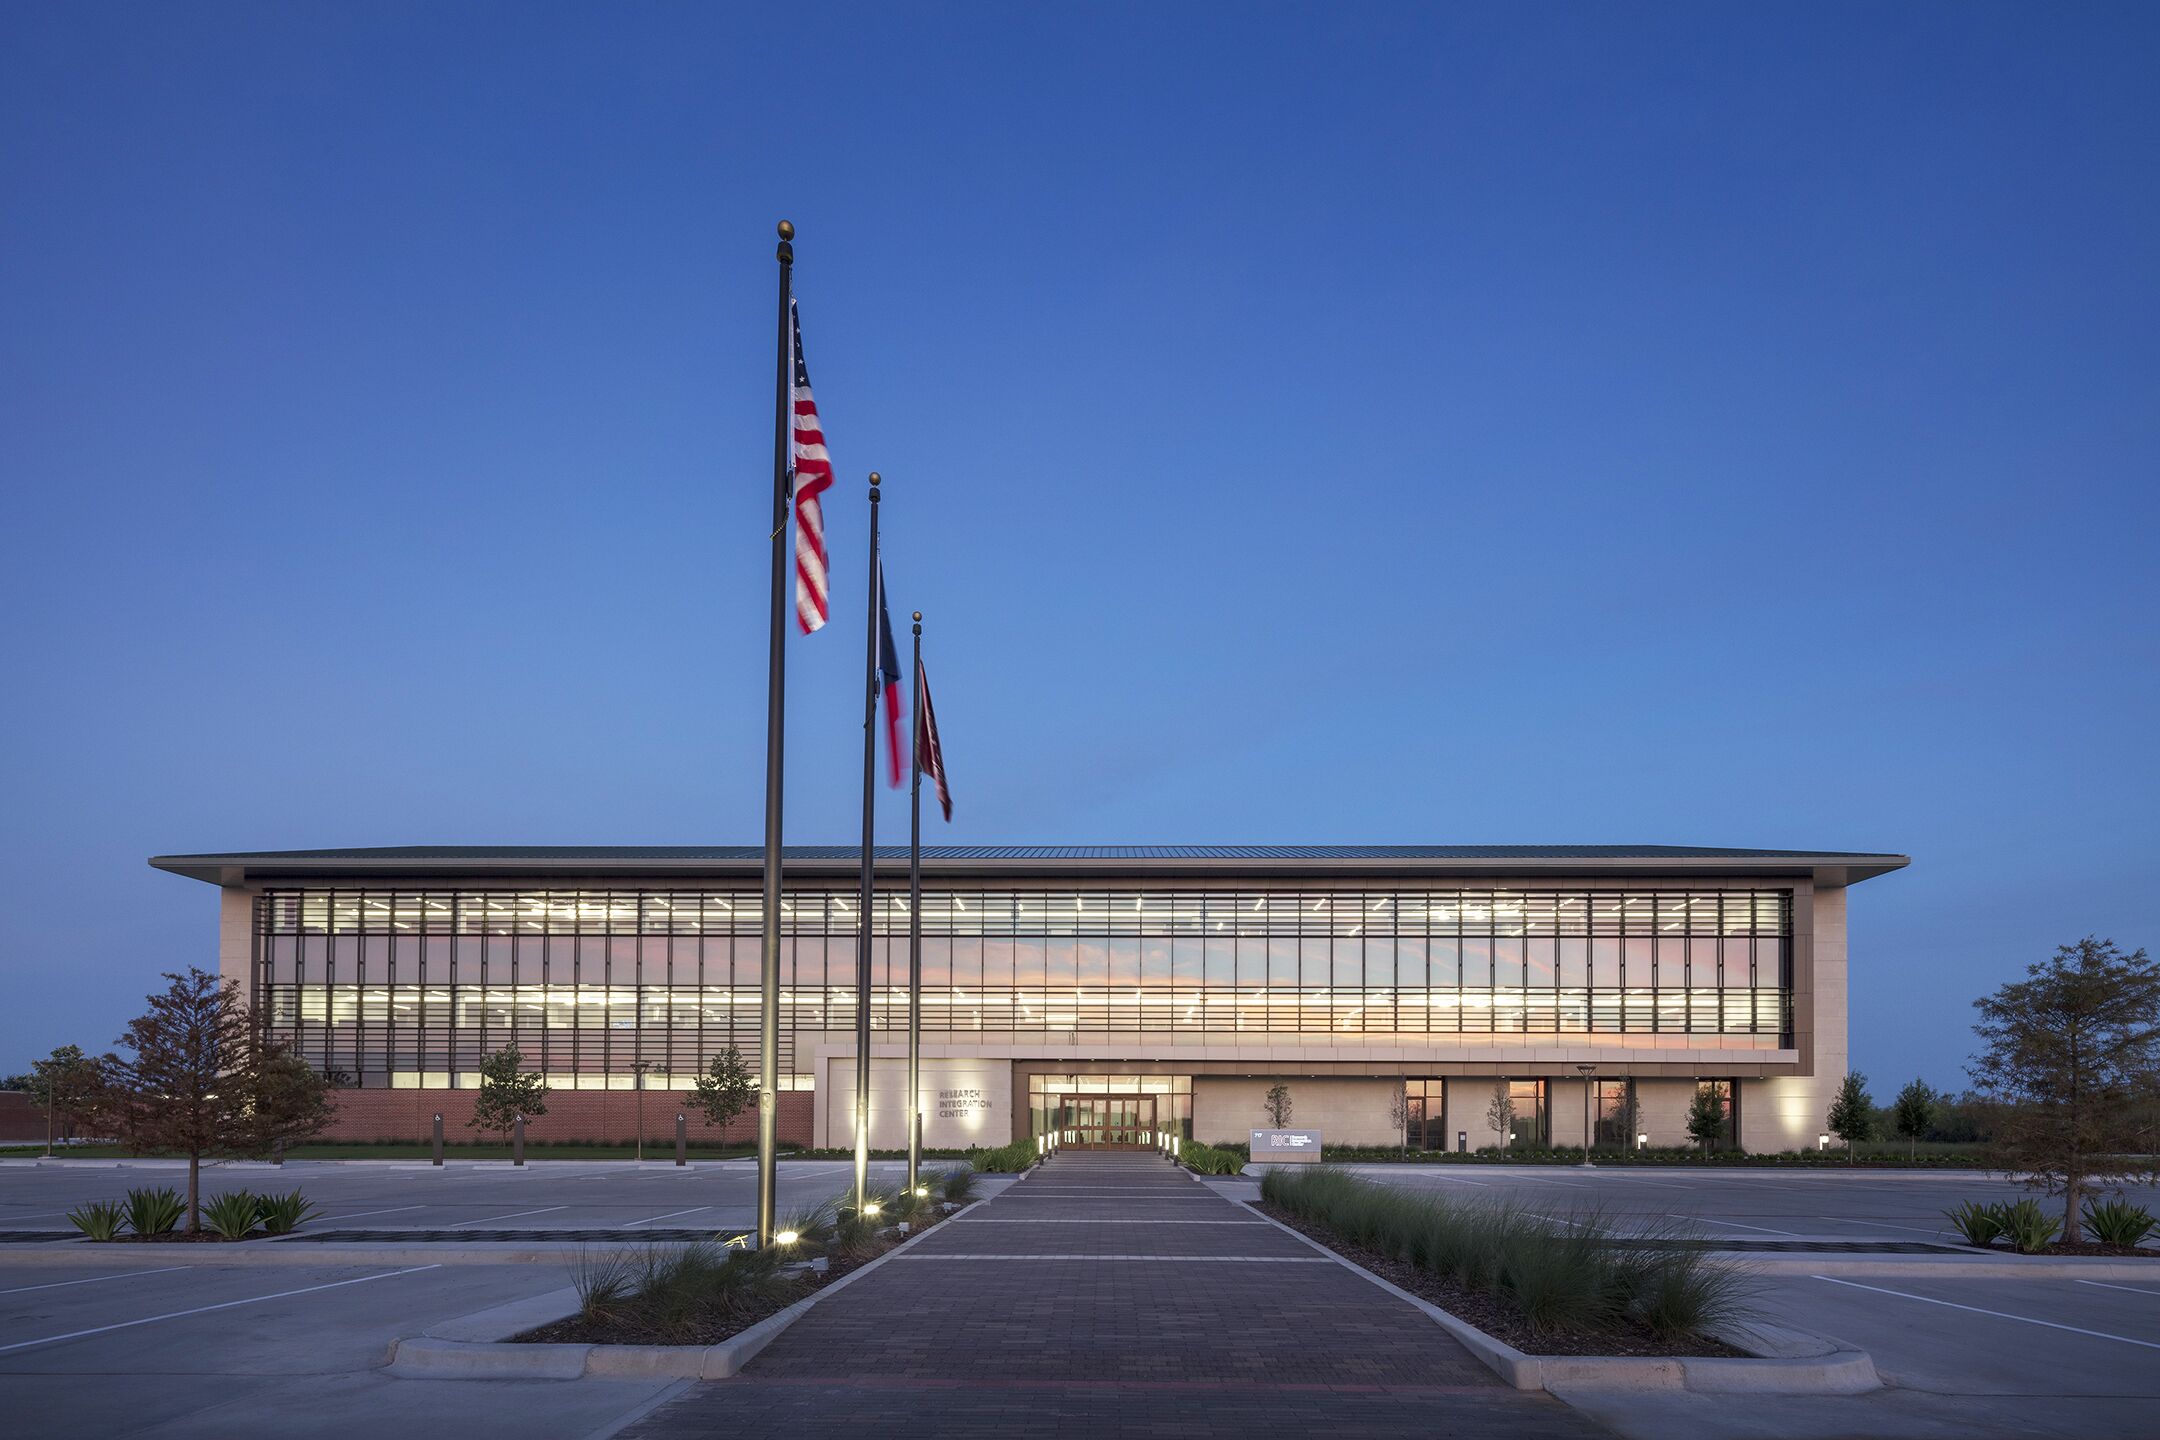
[1057, 1094, 1158, 1149]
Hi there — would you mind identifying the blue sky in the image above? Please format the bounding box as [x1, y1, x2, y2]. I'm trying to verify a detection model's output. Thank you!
[2, 4, 2154, 1091]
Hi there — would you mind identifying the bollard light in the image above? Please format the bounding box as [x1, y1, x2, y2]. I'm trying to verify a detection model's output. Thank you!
[1818, 1132, 1831, 1152]
[1636, 1132, 1648, 1151]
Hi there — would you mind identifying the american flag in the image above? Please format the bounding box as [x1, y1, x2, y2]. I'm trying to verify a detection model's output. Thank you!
[876, 571, 903, 788]
[915, 652, 952, 820]
[790, 298, 833, 634]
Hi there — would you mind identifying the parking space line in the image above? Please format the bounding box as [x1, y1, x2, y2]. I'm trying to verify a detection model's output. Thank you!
[2077, 1279, 2160, 1298]
[0, 1267, 188, 1296]
[1812, 1276, 2160, 1350]
[623, 1207, 711, 1228]
[1815, 1215, 1949, 1237]
[448, 1205, 566, 1228]
[0, 1265, 443, 1356]
[1675, 1215, 1801, 1236]
[317, 1205, 425, 1223]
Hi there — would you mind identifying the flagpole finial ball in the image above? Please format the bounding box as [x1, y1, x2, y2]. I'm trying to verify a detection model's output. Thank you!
[868, 471, 880, 487]
[912, 611, 921, 622]
[776, 220, 794, 240]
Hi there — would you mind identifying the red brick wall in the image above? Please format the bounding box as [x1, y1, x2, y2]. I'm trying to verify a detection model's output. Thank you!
[0, 1092, 44, 1144]
[319, 1088, 813, 1146]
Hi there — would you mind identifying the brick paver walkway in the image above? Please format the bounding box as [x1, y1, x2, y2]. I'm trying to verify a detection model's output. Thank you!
[620, 1152, 1609, 1438]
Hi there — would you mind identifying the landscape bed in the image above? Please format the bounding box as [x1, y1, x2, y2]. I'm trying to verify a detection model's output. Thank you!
[1258, 1165, 1755, 1360]
[515, 1172, 975, 1348]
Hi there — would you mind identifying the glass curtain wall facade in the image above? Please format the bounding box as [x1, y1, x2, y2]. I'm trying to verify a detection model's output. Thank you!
[256, 886, 1794, 1089]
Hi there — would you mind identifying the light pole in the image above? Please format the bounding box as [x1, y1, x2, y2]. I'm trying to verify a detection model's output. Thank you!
[1574, 1064, 1596, 1169]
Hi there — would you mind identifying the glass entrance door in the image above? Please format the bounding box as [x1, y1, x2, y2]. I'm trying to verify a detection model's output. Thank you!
[1058, 1094, 1157, 1148]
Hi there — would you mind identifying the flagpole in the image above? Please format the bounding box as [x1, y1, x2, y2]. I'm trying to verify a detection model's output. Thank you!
[853, 473, 882, 1216]
[754, 219, 794, 1250]
[907, 610, 924, 1195]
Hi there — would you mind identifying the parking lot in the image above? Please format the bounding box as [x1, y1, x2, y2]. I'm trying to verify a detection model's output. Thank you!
[4, 1158, 2157, 1439]
[0, 1156, 926, 1240]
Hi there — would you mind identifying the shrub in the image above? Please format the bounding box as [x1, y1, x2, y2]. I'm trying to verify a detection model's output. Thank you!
[255, 1189, 319, 1234]
[68, 1200, 127, 1241]
[1180, 1141, 1246, 1176]
[2082, 1198, 2157, 1249]
[966, 1140, 1038, 1173]
[1998, 1199, 2062, 1254]
[1261, 1165, 1756, 1343]
[1944, 1200, 2004, 1247]
[201, 1191, 263, 1239]
[124, 1186, 185, 1236]
[938, 1166, 977, 1204]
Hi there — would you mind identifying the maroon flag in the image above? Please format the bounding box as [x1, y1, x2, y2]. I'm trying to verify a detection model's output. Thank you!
[914, 655, 952, 821]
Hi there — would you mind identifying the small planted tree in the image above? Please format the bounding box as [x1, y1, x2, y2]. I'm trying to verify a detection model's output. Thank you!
[1892, 1078, 1938, 1160]
[1687, 1082, 1729, 1153]
[96, 968, 333, 1232]
[1486, 1080, 1514, 1150]
[1969, 937, 2160, 1243]
[27, 1044, 103, 1153]
[469, 1044, 549, 1145]
[1262, 1081, 1294, 1128]
[1826, 1071, 1876, 1161]
[1387, 1082, 1410, 1153]
[685, 1045, 756, 1136]
[1621, 1077, 1641, 1150]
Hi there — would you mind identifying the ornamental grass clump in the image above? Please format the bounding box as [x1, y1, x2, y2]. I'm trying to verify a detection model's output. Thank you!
[1262, 1165, 1755, 1344]
[1179, 1141, 1245, 1176]
[568, 1242, 796, 1343]
[123, 1186, 184, 1237]
[1944, 1200, 2005, 1247]
[1998, 1198, 2062, 1254]
[255, 1189, 319, 1235]
[938, 1166, 977, 1204]
[68, 1200, 127, 1241]
[2083, 1199, 2157, 1249]
[200, 1191, 263, 1240]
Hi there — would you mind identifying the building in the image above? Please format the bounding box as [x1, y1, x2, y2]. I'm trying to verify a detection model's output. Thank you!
[149, 844, 1906, 1153]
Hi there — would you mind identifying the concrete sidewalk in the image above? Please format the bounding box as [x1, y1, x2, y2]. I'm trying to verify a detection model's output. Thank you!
[620, 1151, 1608, 1438]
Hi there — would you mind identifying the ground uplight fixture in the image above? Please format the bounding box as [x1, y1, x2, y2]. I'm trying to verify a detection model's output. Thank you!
[862, 1202, 881, 1217]
[775, 1229, 801, 1246]
[914, 1186, 929, 1198]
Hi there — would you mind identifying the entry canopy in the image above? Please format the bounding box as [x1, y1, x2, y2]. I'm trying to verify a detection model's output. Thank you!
[150, 844, 1909, 889]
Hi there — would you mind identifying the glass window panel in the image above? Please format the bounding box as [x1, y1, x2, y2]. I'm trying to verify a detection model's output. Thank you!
[1077, 939, 1110, 986]
[1559, 938, 1588, 988]
[1204, 937, 1234, 985]
[1493, 937, 1524, 989]
[1527, 937, 1556, 987]
[1267, 937, 1299, 985]
[1332, 938, 1362, 988]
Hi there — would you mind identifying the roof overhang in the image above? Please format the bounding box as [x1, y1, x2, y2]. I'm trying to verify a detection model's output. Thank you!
[148, 846, 1910, 889]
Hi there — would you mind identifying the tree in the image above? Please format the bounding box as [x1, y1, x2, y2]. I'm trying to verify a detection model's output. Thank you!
[1826, 1071, 1876, 1160]
[469, 1044, 550, 1144]
[1485, 1080, 1514, 1149]
[1620, 1077, 1641, 1151]
[1387, 1082, 1410, 1152]
[1969, 937, 2160, 1243]
[1892, 1078, 1938, 1160]
[1687, 1081, 1730, 1152]
[95, 968, 333, 1232]
[1262, 1081, 1294, 1128]
[27, 1044, 103, 1153]
[685, 1046, 755, 1134]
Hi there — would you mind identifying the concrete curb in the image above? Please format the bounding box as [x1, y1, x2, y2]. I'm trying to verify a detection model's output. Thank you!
[1239, 1201, 1880, 1395]
[386, 1203, 967, 1381]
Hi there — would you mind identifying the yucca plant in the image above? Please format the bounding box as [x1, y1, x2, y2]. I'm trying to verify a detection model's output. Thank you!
[124, 1186, 185, 1237]
[1944, 1200, 2005, 1247]
[68, 1200, 128, 1242]
[255, 1189, 319, 1235]
[1997, 1198, 2062, 1254]
[201, 1191, 263, 1240]
[2082, 1198, 2157, 1249]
